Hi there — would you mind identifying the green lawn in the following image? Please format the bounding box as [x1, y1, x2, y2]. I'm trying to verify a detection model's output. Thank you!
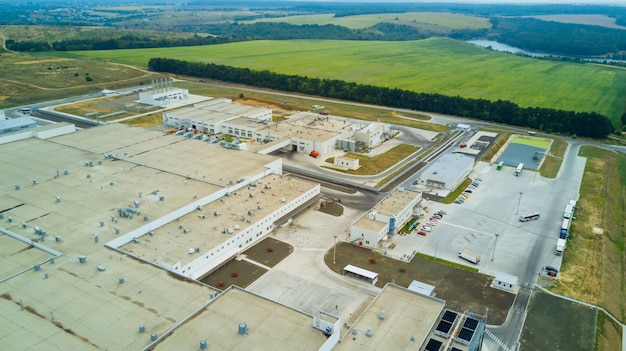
[47, 37, 626, 123]
[511, 136, 550, 149]
[243, 12, 490, 30]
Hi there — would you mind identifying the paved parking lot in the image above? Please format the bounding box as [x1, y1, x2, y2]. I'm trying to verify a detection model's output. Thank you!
[405, 146, 586, 283]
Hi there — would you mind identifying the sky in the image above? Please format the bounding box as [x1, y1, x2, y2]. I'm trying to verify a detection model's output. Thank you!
[336, 0, 626, 4]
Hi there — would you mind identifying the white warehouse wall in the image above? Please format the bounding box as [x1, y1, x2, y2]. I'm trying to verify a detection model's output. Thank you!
[186, 184, 321, 279]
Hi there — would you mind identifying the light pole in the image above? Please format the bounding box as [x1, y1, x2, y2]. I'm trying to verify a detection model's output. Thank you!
[516, 192, 523, 215]
[333, 235, 337, 264]
[491, 233, 499, 262]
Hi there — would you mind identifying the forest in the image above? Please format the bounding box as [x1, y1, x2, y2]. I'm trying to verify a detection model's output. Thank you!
[148, 57, 614, 138]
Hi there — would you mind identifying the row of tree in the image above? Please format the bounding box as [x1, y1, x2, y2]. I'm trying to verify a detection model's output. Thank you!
[5, 35, 235, 52]
[148, 57, 614, 138]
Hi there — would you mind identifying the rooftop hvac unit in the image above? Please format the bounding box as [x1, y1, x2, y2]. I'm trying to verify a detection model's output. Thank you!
[238, 323, 247, 335]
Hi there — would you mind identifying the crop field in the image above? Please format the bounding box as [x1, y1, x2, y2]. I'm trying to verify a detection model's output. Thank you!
[529, 14, 626, 30]
[53, 38, 626, 123]
[244, 12, 490, 30]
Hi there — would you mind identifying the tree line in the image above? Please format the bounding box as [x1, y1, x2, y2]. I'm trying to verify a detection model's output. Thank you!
[5, 34, 236, 52]
[148, 57, 614, 138]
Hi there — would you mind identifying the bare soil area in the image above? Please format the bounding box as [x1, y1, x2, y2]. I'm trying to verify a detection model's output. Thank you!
[324, 242, 515, 325]
[199, 237, 293, 289]
[242, 237, 294, 268]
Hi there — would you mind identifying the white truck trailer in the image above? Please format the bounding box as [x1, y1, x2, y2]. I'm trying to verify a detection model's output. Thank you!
[458, 250, 481, 264]
[564, 204, 574, 219]
[556, 238, 566, 255]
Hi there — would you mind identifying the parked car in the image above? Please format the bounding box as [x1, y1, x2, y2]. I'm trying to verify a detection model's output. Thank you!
[454, 200, 463, 204]
[436, 210, 447, 215]
[421, 226, 432, 232]
[545, 266, 559, 273]
[463, 189, 473, 193]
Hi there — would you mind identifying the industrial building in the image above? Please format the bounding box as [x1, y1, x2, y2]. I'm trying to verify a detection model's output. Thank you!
[339, 283, 444, 351]
[349, 189, 422, 248]
[0, 119, 483, 350]
[0, 117, 37, 135]
[162, 98, 272, 134]
[139, 78, 189, 107]
[163, 100, 392, 157]
[0, 123, 320, 350]
[418, 153, 475, 190]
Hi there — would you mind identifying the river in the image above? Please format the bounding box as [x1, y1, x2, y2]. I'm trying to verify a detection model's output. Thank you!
[467, 39, 625, 63]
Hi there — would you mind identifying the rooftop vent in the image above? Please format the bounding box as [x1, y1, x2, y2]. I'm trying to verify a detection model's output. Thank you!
[238, 323, 247, 335]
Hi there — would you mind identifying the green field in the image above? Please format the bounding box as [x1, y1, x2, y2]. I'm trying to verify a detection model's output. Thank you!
[49, 38, 626, 123]
[243, 12, 490, 30]
[511, 136, 550, 149]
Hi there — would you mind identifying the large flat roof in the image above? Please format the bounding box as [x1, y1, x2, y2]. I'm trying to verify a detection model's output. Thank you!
[374, 189, 420, 216]
[422, 153, 475, 180]
[337, 284, 444, 351]
[119, 174, 319, 269]
[353, 216, 388, 232]
[0, 124, 291, 350]
[49, 124, 279, 188]
[166, 98, 270, 122]
[271, 112, 347, 142]
[1, 249, 214, 351]
[153, 286, 327, 351]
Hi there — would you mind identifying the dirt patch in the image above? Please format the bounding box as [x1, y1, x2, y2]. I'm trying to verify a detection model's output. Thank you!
[242, 237, 294, 268]
[520, 290, 595, 351]
[54, 320, 99, 348]
[0, 293, 12, 300]
[24, 305, 46, 319]
[318, 200, 344, 217]
[235, 97, 291, 115]
[199, 258, 268, 290]
[15, 58, 72, 65]
[324, 242, 514, 325]
[200, 237, 294, 288]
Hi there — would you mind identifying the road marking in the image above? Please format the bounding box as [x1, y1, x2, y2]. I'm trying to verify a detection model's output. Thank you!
[485, 328, 512, 351]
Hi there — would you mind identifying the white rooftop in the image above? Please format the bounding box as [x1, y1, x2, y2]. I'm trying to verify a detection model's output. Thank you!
[337, 284, 444, 351]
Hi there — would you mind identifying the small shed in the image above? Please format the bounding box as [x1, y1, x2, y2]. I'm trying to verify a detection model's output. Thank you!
[492, 273, 518, 293]
[334, 156, 359, 170]
[343, 264, 378, 285]
[457, 123, 471, 131]
[408, 280, 435, 297]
